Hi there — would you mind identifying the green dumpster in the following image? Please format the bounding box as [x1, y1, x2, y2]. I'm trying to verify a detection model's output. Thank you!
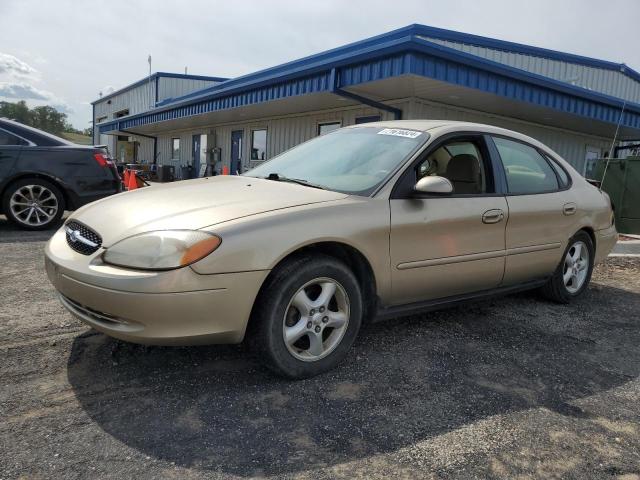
[593, 156, 640, 234]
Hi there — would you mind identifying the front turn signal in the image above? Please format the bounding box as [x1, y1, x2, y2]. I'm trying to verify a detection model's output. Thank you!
[180, 236, 222, 266]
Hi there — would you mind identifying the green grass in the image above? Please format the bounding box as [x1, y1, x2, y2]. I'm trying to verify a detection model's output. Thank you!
[61, 132, 92, 145]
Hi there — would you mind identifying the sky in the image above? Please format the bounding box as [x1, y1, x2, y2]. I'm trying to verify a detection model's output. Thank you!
[1, 0, 639, 129]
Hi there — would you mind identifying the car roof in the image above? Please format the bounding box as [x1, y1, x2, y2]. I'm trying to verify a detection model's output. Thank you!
[347, 119, 560, 155]
[0, 117, 75, 147]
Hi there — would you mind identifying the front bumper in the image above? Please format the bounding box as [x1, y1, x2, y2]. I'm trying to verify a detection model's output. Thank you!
[45, 227, 269, 345]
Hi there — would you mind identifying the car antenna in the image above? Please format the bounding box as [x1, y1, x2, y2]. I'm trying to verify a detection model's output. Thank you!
[599, 100, 626, 192]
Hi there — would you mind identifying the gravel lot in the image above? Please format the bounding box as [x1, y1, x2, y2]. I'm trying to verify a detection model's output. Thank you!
[1, 216, 639, 479]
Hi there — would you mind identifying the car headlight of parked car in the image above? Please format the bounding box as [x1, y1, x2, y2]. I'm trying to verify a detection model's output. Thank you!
[102, 230, 221, 270]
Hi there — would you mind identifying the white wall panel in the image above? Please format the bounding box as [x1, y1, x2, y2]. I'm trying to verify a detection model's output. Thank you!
[411, 98, 611, 172]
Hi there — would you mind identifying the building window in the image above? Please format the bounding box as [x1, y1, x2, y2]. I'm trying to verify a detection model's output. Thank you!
[171, 138, 180, 159]
[251, 129, 267, 161]
[96, 116, 108, 124]
[355, 115, 380, 124]
[318, 122, 341, 136]
[114, 109, 129, 118]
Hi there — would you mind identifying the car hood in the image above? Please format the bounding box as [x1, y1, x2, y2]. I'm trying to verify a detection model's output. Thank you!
[71, 175, 348, 246]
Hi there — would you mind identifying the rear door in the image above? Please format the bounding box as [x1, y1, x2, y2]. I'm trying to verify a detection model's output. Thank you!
[0, 128, 25, 181]
[389, 133, 508, 305]
[489, 135, 578, 285]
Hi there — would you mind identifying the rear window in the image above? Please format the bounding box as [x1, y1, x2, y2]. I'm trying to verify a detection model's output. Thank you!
[0, 129, 27, 146]
[493, 137, 559, 194]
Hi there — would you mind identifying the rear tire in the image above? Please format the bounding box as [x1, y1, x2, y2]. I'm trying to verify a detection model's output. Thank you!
[540, 231, 594, 303]
[250, 254, 363, 379]
[2, 178, 65, 230]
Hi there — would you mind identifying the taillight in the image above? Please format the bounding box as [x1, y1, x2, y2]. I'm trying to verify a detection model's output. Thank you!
[93, 152, 111, 167]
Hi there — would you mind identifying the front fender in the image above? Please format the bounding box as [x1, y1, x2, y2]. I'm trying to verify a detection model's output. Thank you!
[192, 197, 393, 301]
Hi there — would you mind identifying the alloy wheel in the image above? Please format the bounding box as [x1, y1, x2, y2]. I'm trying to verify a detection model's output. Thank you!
[282, 277, 350, 362]
[563, 240, 589, 293]
[9, 184, 59, 227]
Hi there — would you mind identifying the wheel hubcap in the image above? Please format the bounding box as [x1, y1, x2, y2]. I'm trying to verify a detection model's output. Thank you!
[282, 277, 350, 362]
[563, 240, 589, 293]
[9, 185, 58, 226]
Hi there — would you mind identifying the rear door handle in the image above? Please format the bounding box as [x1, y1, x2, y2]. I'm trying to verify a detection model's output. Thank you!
[563, 203, 577, 216]
[482, 209, 505, 224]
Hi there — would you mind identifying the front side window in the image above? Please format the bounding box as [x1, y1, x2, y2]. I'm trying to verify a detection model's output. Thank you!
[0, 129, 26, 146]
[416, 139, 489, 194]
[493, 137, 559, 194]
[171, 138, 180, 159]
[246, 126, 428, 196]
[318, 122, 341, 136]
[251, 129, 267, 161]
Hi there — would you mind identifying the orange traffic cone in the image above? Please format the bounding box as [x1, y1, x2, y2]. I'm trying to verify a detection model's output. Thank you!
[123, 169, 129, 188]
[222, 165, 229, 175]
[128, 170, 138, 190]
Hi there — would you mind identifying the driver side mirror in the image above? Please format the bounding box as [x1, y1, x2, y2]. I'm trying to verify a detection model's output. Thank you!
[413, 176, 453, 195]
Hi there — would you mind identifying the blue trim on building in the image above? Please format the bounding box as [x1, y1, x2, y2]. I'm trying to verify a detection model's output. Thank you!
[91, 72, 229, 105]
[413, 24, 640, 83]
[98, 26, 640, 135]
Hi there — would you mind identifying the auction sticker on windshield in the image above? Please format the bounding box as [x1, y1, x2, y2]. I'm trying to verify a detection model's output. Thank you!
[377, 128, 423, 138]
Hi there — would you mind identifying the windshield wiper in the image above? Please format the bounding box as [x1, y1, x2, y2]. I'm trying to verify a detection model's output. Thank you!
[266, 173, 327, 190]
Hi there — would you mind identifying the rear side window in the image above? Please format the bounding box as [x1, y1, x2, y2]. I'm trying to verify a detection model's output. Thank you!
[545, 155, 570, 188]
[493, 137, 559, 194]
[0, 129, 26, 146]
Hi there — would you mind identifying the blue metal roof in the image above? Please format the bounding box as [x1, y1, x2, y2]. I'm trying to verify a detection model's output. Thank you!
[413, 24, 640, 83]
[99, 25, 640, 135]
[91, 72, 229, 105]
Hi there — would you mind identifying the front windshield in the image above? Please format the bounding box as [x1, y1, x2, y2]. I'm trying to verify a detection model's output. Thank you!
[245, 126, 428, 195]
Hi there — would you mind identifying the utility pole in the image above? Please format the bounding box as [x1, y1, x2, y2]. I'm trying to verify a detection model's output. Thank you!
[148, 54, 153, 110]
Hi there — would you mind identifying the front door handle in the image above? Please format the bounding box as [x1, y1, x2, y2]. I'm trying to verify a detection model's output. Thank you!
[482, 209, 505, 224]
[563, 203, 577, 216]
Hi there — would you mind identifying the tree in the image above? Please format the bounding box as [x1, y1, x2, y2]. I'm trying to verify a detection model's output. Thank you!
[0, 101, 74, 135]
[0, 100, 31, 125]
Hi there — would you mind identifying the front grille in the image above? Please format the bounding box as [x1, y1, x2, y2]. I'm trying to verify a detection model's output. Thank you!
[64, 220, 102, 255]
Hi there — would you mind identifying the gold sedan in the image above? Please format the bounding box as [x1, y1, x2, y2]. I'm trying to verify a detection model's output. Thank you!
[45, 121, 617, 378]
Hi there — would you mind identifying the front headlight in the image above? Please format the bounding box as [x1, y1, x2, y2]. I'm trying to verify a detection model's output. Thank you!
[102, 230, 221, 270]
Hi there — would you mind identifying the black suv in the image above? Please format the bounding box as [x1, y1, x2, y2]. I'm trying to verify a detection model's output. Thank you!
[0, 118, 121, 230]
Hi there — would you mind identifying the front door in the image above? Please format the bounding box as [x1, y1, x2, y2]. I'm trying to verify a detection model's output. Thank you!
[389, 135, 507, 305]
[231, 130, 243, 174]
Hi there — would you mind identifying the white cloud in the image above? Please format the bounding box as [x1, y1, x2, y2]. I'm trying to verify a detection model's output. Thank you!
[0, 52, 38, 78]
[0, 81, 71, 115]
[0, 82, 52, 100]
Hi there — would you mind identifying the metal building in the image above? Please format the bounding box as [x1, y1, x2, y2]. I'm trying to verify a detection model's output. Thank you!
[92, 72, 227, 163]
[93, 24, 640, 178]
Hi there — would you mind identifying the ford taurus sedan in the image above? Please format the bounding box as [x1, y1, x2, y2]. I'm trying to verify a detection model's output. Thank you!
[45, 121, 617, 378]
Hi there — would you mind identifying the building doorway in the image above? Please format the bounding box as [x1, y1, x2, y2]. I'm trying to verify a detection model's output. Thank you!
[584, 146, 602, 179]
[231, 130, 243, 174]
[192, 134, 207, 177]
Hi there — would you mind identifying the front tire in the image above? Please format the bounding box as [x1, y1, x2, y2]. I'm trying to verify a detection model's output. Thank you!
[540, 231, 594, 303]
[2, 178, 65, 230]
[251, 254, 363, 379]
